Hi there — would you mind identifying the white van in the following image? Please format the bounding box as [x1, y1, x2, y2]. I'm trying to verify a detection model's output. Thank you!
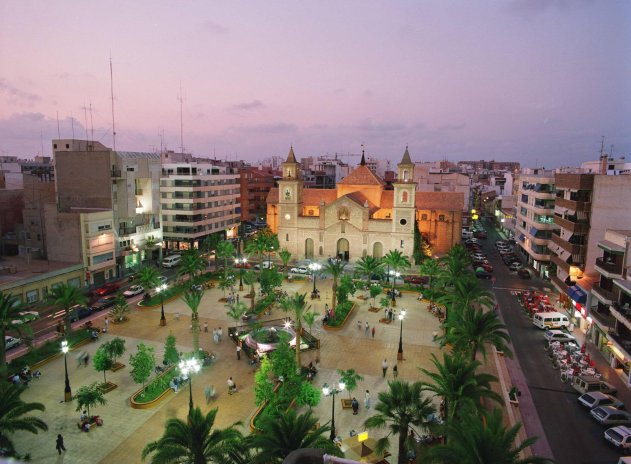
[533, 311, 570, 330]
[162, 254, 182, 268]
[461, 229, 473, 239]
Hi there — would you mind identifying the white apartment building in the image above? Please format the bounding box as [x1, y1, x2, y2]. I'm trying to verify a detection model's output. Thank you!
[160, 160, 240, 250]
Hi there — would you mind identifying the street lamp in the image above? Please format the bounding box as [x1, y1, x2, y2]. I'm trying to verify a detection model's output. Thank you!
[397, 309, 407, 361]
[179, 358, 201, 414]
[61, 339, 72, 402]
[322, 381, 345, 441]
[389, 270, 400, 307]
[268, 246, 274, 265]
[309, 262, 322, 296]
[235, 257, 247, 291]
[156, 283, 168, 326]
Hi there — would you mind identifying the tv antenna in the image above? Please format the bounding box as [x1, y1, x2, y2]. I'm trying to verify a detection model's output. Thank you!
[110, 55, 117, 150]
[178, 82, 185, 154]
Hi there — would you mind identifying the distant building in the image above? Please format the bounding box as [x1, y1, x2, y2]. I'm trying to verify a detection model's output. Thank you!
[239, 165, 280, 222]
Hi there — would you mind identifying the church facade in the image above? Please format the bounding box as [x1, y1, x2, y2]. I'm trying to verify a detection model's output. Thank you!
[266, 148, 463, 262]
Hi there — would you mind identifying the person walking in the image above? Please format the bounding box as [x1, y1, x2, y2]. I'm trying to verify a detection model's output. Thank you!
[218, 327, 223, 342]
[371, 326, 375, 338]
[103, 317, 109, 333]
[364, 321, 369, 336]
[236, 343, 241, 360]
[204, 322, 208, 333]
[83, 352, 90, 367]
[364, 390, 371, 409]
[351, 397, 359, 415]
[227, 377, 237, 395]
[56, 434, 66, 455]
[382, 359, 388, 377]
[393, 364, 398, 378]
[357, 320, 362, 330]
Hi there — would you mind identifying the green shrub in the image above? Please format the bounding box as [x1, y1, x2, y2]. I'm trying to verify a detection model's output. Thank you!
[252, 293, 275, 316]
[134, 369, 178, 403]
[326, 301, 354, 327]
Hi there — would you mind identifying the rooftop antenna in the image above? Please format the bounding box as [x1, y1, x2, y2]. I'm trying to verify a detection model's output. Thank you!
[40, 131, 44, 156]
[109, 55, 117, 150]
[56, 111, 60, 139]
[610, 145, 614, 158]
[71, 113, 75, 139]
[83, 103, 89, 141]
[178, 82, 185, 154]
[89, 102, 94, 142]
[159, 130, 164, 153]
[600, 135, 605, 157]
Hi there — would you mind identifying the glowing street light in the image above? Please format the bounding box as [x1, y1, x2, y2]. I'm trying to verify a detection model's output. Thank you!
[389, 270, 401, 307]
[322, 381, 346, 441]
[156, 283, 168, 326]
[61, 339, 72, 402]
[397, 309, 407, 361]
[179, 358, 201, 414]
[309, 262, 322, 296]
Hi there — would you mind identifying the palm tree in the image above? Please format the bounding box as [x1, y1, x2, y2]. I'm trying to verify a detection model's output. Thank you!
[142, 407, 244, 464]
[302, 311, 317, 335]
[355, 255, 384, 283]
[323, 260, 346, 310]
[0, 292, 27, 379]
[279, 292, 310, 367]
[0, 383, 48, 458]
[383, 250, 411, 302]
[444, 306, 513, 361]
[48, 282, 87, 335]
[245, 233, 271, 269]
[251, 409, 341, 464]
[182, 290, 204, 353]
[419, 353, 502, 425]
[438, 275, 494, 326]
[243, 270, 257, 309]
[438, 245, 470, 290]
[201, 233, 222, 269]
[226, 301, 248, 329]
[216, 241, 236, 280]
[418, 258, 441, 304]
[278, 248, 292, 272]
[178, 249, 206, 284]
[364, 380, 437, 464]
[424, 409, 554, 464]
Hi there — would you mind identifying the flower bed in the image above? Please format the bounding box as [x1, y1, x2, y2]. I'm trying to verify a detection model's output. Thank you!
[130, 366, 176, 409]
[323, 301, 355, 329]
[8, 329, 91, 373]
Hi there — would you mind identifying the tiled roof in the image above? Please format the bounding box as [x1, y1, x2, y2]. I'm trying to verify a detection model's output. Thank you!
[345, 191, 379, 214]
[415, 191, 464, 210]
[337, 165, 385, 186]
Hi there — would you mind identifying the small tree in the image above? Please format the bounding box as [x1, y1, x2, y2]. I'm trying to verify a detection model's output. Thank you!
[303, 311, 317, 335]
[296, 382, 321, 409]
[109, 294, 130, 323]
[129, 343, 155, 389]
[278, 249, 292, 272]
[163, 333, 179, 365]
[74, 382, 106, 419]
[93, 346, 114, 384]
[380, 296, 391, 313]
[370, 284, 383, 308]
[104, 337, 126, 365]
[338, 368, 364, 400]
[254, 357, 275, 406]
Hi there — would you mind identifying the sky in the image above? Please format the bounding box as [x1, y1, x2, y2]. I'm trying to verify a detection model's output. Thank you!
[1, 0, 630, 167]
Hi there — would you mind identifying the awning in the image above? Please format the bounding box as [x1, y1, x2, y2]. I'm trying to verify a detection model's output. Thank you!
[598, 240, 625, 254]
[567, 285, 587, 304]
[518, 234, 525, 242]
[529, 226, 538, 237]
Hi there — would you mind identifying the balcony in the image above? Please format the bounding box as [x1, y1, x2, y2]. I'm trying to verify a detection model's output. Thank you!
[550, 254, 570, 273]
[608, 330, 631, 359]
[555, 197, 591, 213]
[553, 215, 589, 234]
[551, 275, 568, 293]
[609, 306, 631, 338]
[111, 169, 122, 178]
[592, 283, 615, 304]
[550, 234, 586, 255]
[590, 307, 616, 330]
[595, 258, 623, 278]
[119, 226, 136, 236]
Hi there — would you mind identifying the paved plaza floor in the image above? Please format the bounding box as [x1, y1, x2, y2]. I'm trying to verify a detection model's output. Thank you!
[12, 276, 510, 463]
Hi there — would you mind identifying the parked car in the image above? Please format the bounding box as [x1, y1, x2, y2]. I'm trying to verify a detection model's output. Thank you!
[5, 335, 21, 350]
[95, 283, 120, 296]
[509, 262, 523, 271]
[495, 240, 508, 247]
[471, 252, 486, 261]
[544, 329, 576, 343]
[517, 268, 531, 279]
[123, 285, 144, 298]
[591, 406, 631, 426]
[158, 276, 168, 286]
[11, 311, 40, 325]
[91, 296, 117, 312]
[233, 261, 251, 269]
[474, 231, 487, 239]
[70, 306, 93, 322]
[403, 275, 429, 285]
[477, 263, 493, 273]
[191, 284, 204, 292]
[254, 261, 275, 270]
[604, 425, 631, 449]
[572, 375, 617, 395]
[290, 265, 310, 274]
[578, 392, 624, 410]
[475, 268, 493, 279]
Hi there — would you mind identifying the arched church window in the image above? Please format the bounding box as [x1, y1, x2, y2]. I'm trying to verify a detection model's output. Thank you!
[403, 169, 409, 181]
[402, 191, 408, 203]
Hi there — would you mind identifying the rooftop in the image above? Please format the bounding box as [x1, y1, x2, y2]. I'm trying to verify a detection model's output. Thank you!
[0, 255, 83, 289]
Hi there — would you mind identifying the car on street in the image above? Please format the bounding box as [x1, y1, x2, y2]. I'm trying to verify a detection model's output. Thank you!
[403, 275, 428, 285]
[233, 261, 251, 269]
[123, 285, 144, 298]
[191, 284, 204, 292]
[11, 311, 40, 325]
[158, 276, 168, 286]
[591, 406, 631, 426]
[91, 296, 117, 312]
[95, 282, 120, 296]
[517, 268, 531, 279]
[544, 329, 576, 343]
[578, 392, 625, 410]
[474, 231, 487, 239]
[604, 425, 631, 449]
[475, 268, 493, 279]
[476, 262, 493, 273]
[509, 262, 523, 271]
[70, 306, 93, 322]
[290, 265, 311, 274]
[5, 335, 21, 350]
[471, 252, 486, 261]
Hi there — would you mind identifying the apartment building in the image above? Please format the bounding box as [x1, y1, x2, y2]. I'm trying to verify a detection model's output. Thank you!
[239, 165, 280, 222]
[589, 230, 631, 375]
[515, 170, 558, 278]
[160, 160, 240, 250]
[52, 139, 163, 281]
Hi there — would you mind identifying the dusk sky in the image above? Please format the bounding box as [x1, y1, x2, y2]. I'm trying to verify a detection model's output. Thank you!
[1, 1, 629, 167]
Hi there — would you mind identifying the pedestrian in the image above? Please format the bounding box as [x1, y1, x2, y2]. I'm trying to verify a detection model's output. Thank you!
[364, 390, 371, 409]
[56, 434, 66, 455]
[227, 377, 237, 395]
[218, 327, 223, 342]
[103, 317, 109, 333]
[212, 328, 217, 343]
[351, 397, 359, 415]
[325, 303, 329, 313]
[236, 343, 241, 360]
[371, 326, 375, 338]
[357, 320, 362, 330]
[382, 358, 388, 378]
[236, 294, 240, 304]
[204, 322, 208, 333]
[364, 321, 369, 336]
[175, 311, 180, 321]
[83, 353, 90, 367]
[393, 364, 398, 378]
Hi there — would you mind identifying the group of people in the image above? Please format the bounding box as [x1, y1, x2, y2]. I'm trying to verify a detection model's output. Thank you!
[11, 366, 41, 386]
[205, 325, 223, 344]
[310, 289, 321, 300]
[349, 389, 372, 415]
[356, 320, 375, 338]
[323, 304, 335, 323]
[384, 307, 397, 322]
[305, 361, 318, 381]
[169, 375, 189, 393]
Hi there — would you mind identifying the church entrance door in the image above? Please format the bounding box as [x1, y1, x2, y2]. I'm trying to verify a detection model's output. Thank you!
[337, 238, 350, 261]
[372, 242, 383, 259]
[305, 238, 314, 259]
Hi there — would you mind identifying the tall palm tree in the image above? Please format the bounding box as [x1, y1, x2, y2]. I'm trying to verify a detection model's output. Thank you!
[216, 241, 236, 280]
[178, 249, 206, 284]
[47, 282, 87, 335]
[424, 409, 554, 464]
[245, 233, 271, 269]
[364, 380, 437, 464]
[142, 407, 243, 464]
[279, 292, 310, 367]
[419, 353, 502, 425]
[418, 258, 441, 304]
[438, 245, 470, 290]
[251, 409, 341, 464]
[438, 275, 494, 326]
[444, 306, 513, 361]
[0, 383, 48, 458]
[137, 265, 160, 294]
[383, 250, 411, 301]
[278, 249, 292, 272]
[0, 292, 27, 379]
[201, 233, 222, 269]
[323, 260, 346, 310]
[182, 290, 204, 353]
[243, 271, 257, 309]
[355, 255, 384, 283]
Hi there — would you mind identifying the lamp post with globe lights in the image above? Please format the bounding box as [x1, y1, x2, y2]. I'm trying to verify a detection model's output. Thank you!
[389, 270, 400, 307]
[179, 358, 201, 414]
[309, 262, 322, 296]
[156, 283, 168, 326]
[397, 309, 407, 361]
[322, 381, 345, 441]
[235, 257, 247, 291]
[61, 339, 72, 402]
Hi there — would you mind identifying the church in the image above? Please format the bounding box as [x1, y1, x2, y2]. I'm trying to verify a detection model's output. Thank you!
[266, 147, 463, 262]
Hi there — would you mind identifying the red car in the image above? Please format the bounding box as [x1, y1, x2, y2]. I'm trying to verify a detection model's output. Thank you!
[94, 283, 120, 296]
[233, 261, 252, 269]
[474, 231, 487, 239]
[403, 275, 429, 285]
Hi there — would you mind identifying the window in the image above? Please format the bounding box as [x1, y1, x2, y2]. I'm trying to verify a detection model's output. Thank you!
[67, 277, 81, 288]
[439, 215, 445, 221]
[341, 223, 345, 233]
[26, 289, 39, 304]
[421, 214, 428, 220]
[400, 240, 404, 248]
[400, 218, 407, 226]
[285, 234, 289, 241]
